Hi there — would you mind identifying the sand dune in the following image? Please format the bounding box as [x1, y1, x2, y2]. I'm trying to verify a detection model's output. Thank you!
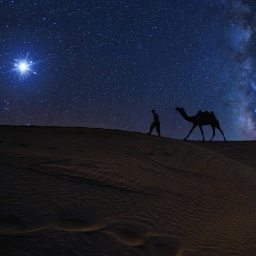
[1, 126, 256, 255]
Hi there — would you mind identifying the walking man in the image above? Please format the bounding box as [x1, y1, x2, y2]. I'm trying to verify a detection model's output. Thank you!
[148, 109, 161, 137]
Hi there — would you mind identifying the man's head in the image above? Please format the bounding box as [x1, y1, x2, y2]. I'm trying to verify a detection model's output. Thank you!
[151, 109, 155, 114]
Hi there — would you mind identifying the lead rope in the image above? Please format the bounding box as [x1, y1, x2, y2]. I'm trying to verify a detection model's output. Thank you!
[170, 110, 177, 136]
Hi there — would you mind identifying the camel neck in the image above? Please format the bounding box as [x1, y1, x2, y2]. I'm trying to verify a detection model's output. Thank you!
[178, 109, 194, 122]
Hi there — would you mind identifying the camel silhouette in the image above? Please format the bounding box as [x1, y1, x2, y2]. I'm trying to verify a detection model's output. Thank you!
[175, 107, 226, 142]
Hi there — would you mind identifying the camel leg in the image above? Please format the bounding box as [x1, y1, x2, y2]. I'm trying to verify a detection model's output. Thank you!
[210, 125, 215, 141]
[217, 125, 227, 142]
[199, 125, 205, 142]
[184, 124, 197, 140]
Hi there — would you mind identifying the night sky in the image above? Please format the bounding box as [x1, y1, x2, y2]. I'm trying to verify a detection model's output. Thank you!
[1, 0, 256, 140]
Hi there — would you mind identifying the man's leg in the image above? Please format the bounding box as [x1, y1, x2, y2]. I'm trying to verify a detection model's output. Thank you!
[156, 122, 161, 137]
[148, 122, 156, 135]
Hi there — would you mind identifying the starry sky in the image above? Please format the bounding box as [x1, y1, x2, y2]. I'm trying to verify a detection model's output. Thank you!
[1, 0, 256, 140]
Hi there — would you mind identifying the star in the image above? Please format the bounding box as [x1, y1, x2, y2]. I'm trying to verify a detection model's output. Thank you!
[1, 1, 256, 139]
[18, 61, 29, 72]
[13, 57, 37, 78]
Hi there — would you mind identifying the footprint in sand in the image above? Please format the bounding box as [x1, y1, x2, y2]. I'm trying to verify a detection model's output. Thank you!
[35, 213, 103, 232]
[52, 217, 102, 232]
[102, 221, 183, 255]
[147, 235, 183, 256]
[103, 221, 148, 246]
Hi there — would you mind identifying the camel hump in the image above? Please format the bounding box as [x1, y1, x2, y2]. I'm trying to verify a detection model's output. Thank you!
[196, 110, 216, 121]
[197, 110, 215, 117]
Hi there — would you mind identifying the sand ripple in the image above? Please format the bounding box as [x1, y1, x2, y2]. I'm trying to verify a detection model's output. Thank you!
[1, 126, 256, 255]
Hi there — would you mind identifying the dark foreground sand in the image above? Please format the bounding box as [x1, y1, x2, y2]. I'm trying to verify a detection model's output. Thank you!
[1, 126, 256, 256]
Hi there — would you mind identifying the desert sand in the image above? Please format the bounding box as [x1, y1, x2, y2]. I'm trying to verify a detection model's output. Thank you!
[0, 125, 256, 256]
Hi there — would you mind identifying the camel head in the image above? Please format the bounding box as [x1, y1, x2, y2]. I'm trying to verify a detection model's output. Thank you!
[175, 107, 184, 112]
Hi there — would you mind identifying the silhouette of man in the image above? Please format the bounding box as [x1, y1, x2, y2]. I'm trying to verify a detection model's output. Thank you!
[148, 109, 161, 136]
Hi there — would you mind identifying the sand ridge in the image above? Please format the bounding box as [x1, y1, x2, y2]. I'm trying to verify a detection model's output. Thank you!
[0, 126, 256, 255]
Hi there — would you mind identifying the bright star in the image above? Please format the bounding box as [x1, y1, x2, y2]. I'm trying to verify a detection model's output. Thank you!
[13, 54, 37, 79]
[18, 62, 29, 72]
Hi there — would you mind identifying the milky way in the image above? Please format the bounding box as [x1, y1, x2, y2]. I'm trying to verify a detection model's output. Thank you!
[221, 0, 256, 139]
[0, 1, 256, 140]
